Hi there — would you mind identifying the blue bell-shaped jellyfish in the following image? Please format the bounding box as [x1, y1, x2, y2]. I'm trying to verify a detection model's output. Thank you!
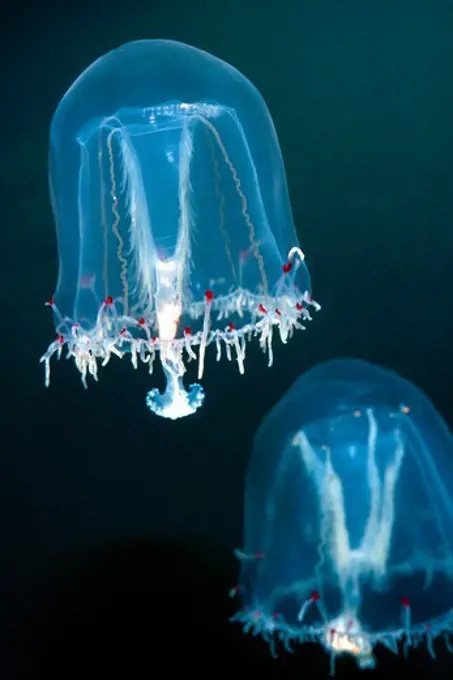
[231, 359, 453, 672]
[40, 39, 319, 419]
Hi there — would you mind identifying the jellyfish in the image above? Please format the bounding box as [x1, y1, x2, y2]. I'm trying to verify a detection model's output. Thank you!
[40, 39, 319, 419]
[230, 358, 453, 672]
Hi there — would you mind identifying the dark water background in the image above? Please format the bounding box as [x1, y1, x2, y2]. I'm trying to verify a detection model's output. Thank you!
[2, 0, 453, 677]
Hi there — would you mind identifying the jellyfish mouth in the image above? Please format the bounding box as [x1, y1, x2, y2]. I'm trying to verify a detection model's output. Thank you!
[146, 381, 205, 420]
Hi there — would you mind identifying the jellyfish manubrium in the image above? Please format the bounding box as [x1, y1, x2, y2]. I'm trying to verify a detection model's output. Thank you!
[40, 39, 319, 420]
[230, 358, 453, 672]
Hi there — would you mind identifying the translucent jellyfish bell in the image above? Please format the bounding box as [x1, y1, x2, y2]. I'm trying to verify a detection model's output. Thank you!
[231, 359, 453, 672]
[40, 39, 319, 419]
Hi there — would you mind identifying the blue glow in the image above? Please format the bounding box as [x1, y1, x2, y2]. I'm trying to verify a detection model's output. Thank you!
[41, 39, 319, 419]
[231, 358, 453, 671]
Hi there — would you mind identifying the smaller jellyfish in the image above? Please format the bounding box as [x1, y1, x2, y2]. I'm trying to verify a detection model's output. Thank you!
[40, 39, 319, 420]
[230, 359, 453, 672]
